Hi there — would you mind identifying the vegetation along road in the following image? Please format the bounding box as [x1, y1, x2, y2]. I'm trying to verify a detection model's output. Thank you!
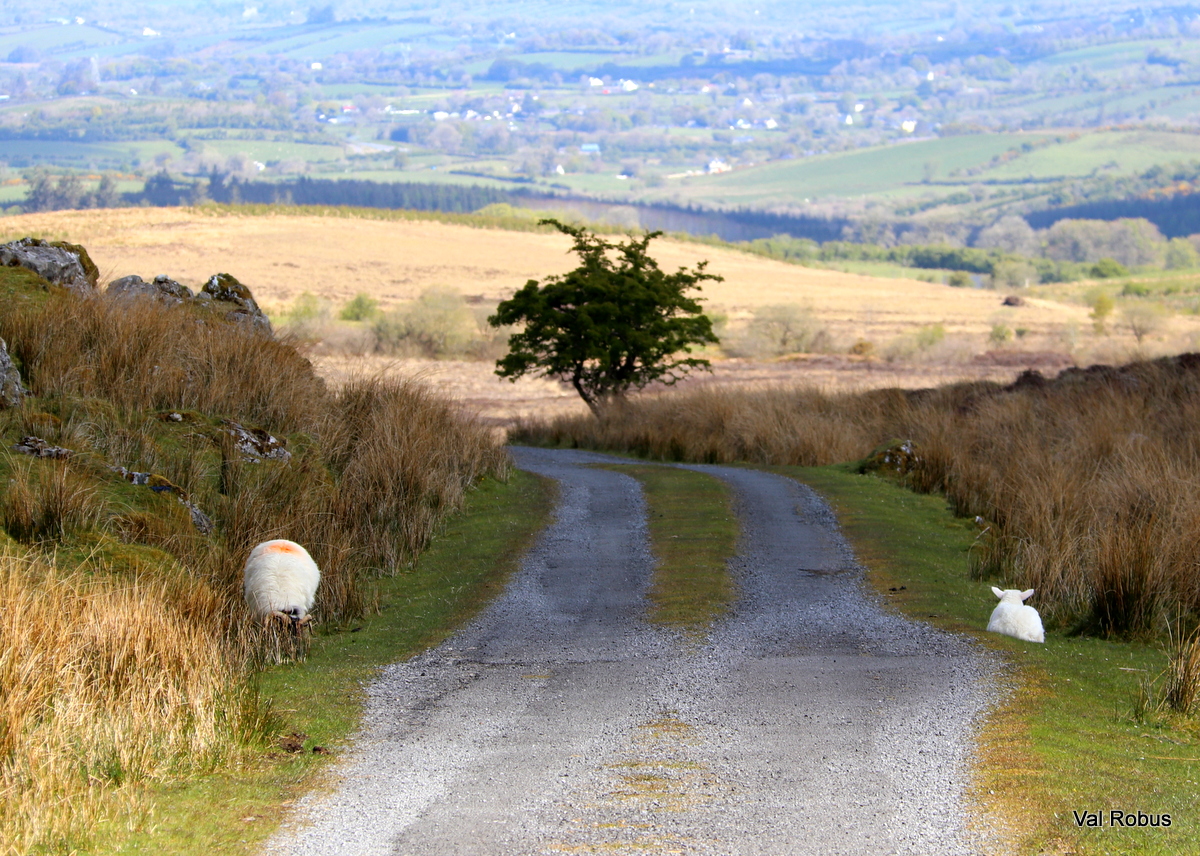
[266, 448, 994, 855]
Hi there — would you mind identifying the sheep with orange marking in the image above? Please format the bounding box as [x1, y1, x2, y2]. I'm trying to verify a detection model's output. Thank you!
[243, 539, 321, 628]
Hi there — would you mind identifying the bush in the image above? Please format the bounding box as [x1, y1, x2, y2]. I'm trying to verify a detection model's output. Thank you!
[1165, 237, 1200, 270]
[339, 292, 380, 322]
[729, 304, 832, 357]
[991, 259, 1037, 289]
[374, 287, 480, 357]
[1091, 257, 1130, 279]
[947, 270, 972, 288]
[883, 323, 945, 362]
[1085, 288, 1115, 333]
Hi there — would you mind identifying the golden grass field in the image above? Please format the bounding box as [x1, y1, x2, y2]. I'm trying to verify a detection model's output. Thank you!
[5, 206, 1197, 423]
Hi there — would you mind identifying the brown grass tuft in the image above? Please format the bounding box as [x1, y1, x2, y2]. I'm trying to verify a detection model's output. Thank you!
[0, 552, 272, 854]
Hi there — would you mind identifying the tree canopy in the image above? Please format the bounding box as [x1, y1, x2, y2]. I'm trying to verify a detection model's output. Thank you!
[488, 220, 721, 416]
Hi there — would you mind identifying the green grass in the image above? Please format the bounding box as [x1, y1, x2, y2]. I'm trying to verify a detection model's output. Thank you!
[777, 463, 1200, 855]
[597, 464, 738, 634]
[101, 468, 555, 855]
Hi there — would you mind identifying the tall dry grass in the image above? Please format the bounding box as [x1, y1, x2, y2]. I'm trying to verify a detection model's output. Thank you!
[0, 280, 507, 852]
[514, 355, 1200, 637]
[0, 552, 271, 855]
[0, 290, 507, 608]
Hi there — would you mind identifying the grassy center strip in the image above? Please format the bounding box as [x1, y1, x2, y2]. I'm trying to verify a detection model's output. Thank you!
[103, 469, 555, 856]
[596, 464, 737, 634]
[776, 463, 1194, 856]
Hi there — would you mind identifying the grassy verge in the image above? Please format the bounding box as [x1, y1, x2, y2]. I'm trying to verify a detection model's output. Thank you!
[596, 464, 737, 635]
[777, 463, 1198, 856]
[102, 469, 555, 855]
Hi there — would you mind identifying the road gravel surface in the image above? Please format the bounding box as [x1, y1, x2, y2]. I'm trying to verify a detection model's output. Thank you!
[266, 447, 996, 855]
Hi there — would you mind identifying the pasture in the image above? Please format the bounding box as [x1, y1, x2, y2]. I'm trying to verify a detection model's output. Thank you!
[643, 132, 1058, 206]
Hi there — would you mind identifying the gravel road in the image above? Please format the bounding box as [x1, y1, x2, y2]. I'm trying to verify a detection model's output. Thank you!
[266, 447, 996, 856]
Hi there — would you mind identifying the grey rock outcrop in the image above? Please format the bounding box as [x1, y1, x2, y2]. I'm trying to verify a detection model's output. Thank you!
[13, 436, 71, 459]
[107, 274, 194, 305]
[222, 419, 291, 463]
[0, 337, 24, 409]
[200, 273, 272, 335]
[0, 238, 97, 295]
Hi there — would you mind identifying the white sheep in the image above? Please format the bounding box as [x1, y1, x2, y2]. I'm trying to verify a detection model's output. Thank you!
[243, 539, 320, 627]
[987, 587, 1044, 643]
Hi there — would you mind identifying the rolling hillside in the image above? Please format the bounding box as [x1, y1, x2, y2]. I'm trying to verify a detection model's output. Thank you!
[1, 206, 1097, 344]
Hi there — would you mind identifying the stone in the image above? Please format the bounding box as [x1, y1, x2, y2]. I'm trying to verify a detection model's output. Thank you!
[111, 465, 214, 534]
[201, 272, 272, 335]
[0, 237, 97, 295]
[107, 273, 193, 305]
[13, 436, 71, 459]
[0, 337, 24, 409]
[222, 419, 291, 463]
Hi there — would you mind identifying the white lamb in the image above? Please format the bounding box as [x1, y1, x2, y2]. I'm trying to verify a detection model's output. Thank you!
[987, 586, 1044, 643]
[243, 539, 321, 627]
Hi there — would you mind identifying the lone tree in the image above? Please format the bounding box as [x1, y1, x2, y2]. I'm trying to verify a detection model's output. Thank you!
[489, 220, 721, 416]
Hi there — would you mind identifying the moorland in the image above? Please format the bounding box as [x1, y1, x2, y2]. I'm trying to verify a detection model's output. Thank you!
[7, 0, 1200, 852]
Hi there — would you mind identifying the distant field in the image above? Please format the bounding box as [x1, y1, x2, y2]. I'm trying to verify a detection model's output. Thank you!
[194, 138, 345, 164]
[1040, 38, 1200, 69]
[5, 122, 1198, 218]
[242, 22, 441, 60]
[643, 133, 1057, 206]
[978, 129, 1200, 181]
[0, 23, 118, 57]
[632, 127, 1200, 210]
[465, 50, 623, 74]
[0, 138, 180, 168]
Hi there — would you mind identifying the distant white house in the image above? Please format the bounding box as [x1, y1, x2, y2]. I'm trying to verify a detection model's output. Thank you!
[707, 159, 731, 174]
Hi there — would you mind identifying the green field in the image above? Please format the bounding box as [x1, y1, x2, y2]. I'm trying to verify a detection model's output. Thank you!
[969, 129, 1200, 181]
[0, 23, 119, 57]
[193, 138, 345, 164]
[1041, 38, 1200, 70]
[242, 22, 442, 60]
[0, 138, 180, 168]
[643, 132, 1056, 206]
